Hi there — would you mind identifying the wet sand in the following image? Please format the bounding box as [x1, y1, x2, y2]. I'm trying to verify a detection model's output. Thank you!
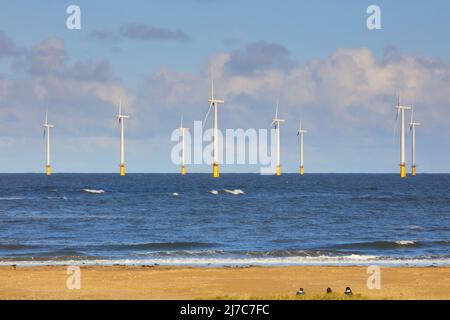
[0, 265, 449, 300]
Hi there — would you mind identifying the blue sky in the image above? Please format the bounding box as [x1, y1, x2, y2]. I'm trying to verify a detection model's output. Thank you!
[0, 0, 450, 173]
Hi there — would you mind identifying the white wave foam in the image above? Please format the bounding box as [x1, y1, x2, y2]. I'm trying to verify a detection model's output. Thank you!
[408, 225, 424, 230]
[172, 193, 179, 197]
[83, 189, 105, 194]
[223, 189, 245, 195]
[0, 196, 32, 201]
[209, 190, 219, 195]
[46, 196, 68, 200]
[395, 240, 416, 245]
[2, 255, 449, 267]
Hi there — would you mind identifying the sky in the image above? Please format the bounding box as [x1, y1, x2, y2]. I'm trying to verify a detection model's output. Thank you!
[0, 0, 450, 173]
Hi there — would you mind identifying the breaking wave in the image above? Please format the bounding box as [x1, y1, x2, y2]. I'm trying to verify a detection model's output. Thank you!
[82, 189, 105, 194]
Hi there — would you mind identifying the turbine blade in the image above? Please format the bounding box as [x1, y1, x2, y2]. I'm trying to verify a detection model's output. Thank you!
[393, 114, 398, 144]
[118, 96, 122, 117]
[210, 67, 215, 101]
[203, 102, 213, 128]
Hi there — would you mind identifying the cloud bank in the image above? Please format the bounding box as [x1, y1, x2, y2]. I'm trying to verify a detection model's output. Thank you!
[0, 30, 449, 172]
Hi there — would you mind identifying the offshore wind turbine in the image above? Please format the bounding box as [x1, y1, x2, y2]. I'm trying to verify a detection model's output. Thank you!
[409, 108, 421, 176]
[271, 102, 284, 176]
[395, 96, 411, 178]
[117, 98, 129, 176]
[297, 121, 307, 176]
[203, 79, 224, 178]
[179, 114, 189, 176]
[43, 109, 54, 176]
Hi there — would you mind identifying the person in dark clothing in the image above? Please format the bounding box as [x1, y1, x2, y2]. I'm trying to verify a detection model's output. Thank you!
[296, 288, 305, 295]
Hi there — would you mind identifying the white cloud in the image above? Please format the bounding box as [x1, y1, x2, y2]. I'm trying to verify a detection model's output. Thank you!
[1, 35, 450, 172]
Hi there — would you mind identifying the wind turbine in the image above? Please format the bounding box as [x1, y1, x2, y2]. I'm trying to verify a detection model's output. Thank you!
[43, 109, 54, 176]
[395, 96, 411, 178]
[117, 97, 129, 176]
[297, 121, 307, 176]
[409, 108, 421, 176]
[271, 102, 284, 176]
[203, 78, 224, 178]
[179, 114, 189, 176]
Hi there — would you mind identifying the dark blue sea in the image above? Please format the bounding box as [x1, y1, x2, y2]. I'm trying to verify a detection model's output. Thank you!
[0, 174, 449, 266]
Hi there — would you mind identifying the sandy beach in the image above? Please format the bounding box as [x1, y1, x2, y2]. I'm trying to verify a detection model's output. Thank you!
[0, 265, 449, 300]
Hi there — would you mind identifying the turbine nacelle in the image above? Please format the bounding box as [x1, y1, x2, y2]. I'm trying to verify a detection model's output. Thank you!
[208, 98, 224, 105]
[117, 114, 130, 120]
[272, 118, 285, 126]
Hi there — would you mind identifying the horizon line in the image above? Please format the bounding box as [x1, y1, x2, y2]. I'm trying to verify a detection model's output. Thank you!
[0, 172, 448, 175]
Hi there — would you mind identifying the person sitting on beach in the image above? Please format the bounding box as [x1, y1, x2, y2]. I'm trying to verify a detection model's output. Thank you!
[326, 287, 332, 294]
[344, 287, 352, 295]
[296, 288, 305, 295]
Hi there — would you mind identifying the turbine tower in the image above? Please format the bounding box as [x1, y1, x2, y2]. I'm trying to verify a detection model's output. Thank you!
[271, 102, 284, 176]
[43, 110, 54, 176]
[409, 108, 421, 176]
[179, 114, 189, 176]
[117, 98, 129, 176]
[297, 121, 308, 176]
[203, 79, 224, 178]
[395, 96, 411, 178]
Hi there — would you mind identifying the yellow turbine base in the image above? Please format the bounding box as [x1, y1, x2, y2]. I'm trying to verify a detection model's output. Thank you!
[412, 165, 417, 176]
[276, 165, 281, 176]
[213, 163, 219, 178]
[300, 166, 304, 176]
[46, 165, 51, 176]
[120, 164, 125, 176]
[400, 163, 406, 178]
[181, 165, 186, 176]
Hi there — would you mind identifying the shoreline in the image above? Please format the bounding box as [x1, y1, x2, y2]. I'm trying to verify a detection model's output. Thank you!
[0, 265, 449, 300]
[1, 257, 449, 268]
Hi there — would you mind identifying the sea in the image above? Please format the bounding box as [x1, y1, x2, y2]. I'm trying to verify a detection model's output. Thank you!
[0, 174, 449, 267]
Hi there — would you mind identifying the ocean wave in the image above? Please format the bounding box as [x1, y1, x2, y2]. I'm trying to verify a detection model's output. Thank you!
[0, 244, 36, 251]
[407, 225, 425, 230]
[332, 240, 422, 250]
[133, 249, 226, 257]
[395, 240, 416, 246]
[82, 189, 105, 194]
[46, 196, 68, 200]
[2, 247, 98, 261]
[223, 189, 245, 195]
[0, 196, 33, 201]
[104, 241, 217, 251]
[2, 255, 449, 267]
